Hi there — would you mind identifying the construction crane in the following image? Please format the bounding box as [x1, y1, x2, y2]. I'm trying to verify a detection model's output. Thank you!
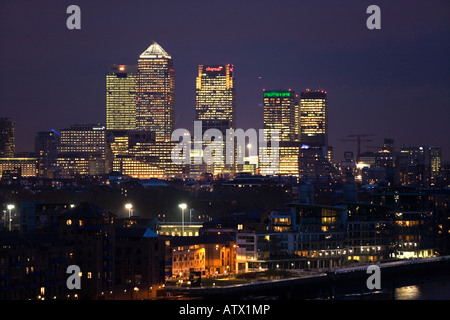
[340, 134, 377, 158]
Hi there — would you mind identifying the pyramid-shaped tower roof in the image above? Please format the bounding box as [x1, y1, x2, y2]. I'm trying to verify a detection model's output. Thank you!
[139, 41, 171, 59]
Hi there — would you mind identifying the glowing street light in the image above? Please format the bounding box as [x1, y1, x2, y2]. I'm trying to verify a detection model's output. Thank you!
[125, 203, 133, 217]
[178, 203, 187, 235]
[7, 204, 14, 231]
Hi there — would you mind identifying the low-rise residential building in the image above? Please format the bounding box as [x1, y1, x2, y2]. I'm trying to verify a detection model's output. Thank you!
[171, 234, 236, 278]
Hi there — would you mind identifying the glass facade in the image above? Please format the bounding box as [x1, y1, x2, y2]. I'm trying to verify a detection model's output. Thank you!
[196, 64, 236, 130]
[195, 64, 236, 176]
[261, 90, 298, 177]
[136, 42, 175, 142]
[263, 90, 296, 143]
[299, 90, 328, 148]
[106, 65, 137, 131]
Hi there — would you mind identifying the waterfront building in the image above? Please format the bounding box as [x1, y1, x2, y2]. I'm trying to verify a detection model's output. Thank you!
[0, 117, 15, 158]
[0, 202, 170, 300]
[0, 231, 70, 300]
[337, 202, 394, 263]
[171, 234, 236, 278]
[136, 42, 175, 142]
[291, 203, 347, 269]
[370, 186, 438, 259]
[58, 203, 116, 299]
[106, 65, 137, 131]
[114, 227, 165, 299]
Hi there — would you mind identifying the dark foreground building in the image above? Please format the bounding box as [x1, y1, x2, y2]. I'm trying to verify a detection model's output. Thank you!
[0, 202, 166, 300]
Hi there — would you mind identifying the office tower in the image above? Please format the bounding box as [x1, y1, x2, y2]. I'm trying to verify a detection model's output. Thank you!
[196, 64, 236, 131]
[429, 146, 442, 183]
[299, 90, 328, 148]
[106, 65, 137, 131]
[263, 90, 296, 142]
[57, 124, 107, 178]
[35, 130, 60, 178]
[0, 117, 15, 157]
[260, 90, 298, 177]
[136, 42, 175, 142]
[298, 90, 339, 183]
[195, 64, 236, 176]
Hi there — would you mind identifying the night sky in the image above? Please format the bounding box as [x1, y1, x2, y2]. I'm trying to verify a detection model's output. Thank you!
[0, 0, 449, 162]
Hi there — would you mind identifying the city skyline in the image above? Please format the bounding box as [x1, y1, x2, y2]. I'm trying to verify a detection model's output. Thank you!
[1, 0, 450, 305]
[0, 0, 449, 162]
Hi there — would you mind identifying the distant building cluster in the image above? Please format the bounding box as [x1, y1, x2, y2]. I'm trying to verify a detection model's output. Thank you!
[0, 41, 448, 186]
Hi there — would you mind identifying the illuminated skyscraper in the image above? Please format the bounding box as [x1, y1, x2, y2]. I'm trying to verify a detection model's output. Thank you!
[195, 64, 236, 176]
[136, 42, 175, 142]
[298, 90, 338, 183]
[0, 117, 15, 158]
[196, 64, 236, 132]
[106, 65, 137, 131]
[299, 90, 328, 148]
[263, 90, 296, 142]
[260, 90, 298, 177]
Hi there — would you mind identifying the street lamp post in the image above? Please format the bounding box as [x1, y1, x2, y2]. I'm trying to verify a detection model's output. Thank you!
[7, 204, 14, 231]
[178, 203, 187, 236]
[125, 203, 133, 218]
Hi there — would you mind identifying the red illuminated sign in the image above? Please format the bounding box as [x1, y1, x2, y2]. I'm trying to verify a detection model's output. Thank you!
[205, 66, 223, 72]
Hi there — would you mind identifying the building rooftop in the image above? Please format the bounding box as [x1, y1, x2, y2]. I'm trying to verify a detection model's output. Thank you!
[60, 202, 114, 219]
[170, 233, 235, 247]
[115, 227, 158, 238]
[139, 41, 171, 59]
[0, 231, 59, 246]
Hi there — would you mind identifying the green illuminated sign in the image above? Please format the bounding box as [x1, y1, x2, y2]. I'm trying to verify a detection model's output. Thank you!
[263, 91, 293, 98]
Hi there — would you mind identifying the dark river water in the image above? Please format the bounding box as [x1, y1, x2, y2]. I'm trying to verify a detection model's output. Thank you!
[334, 273, 450, 300]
